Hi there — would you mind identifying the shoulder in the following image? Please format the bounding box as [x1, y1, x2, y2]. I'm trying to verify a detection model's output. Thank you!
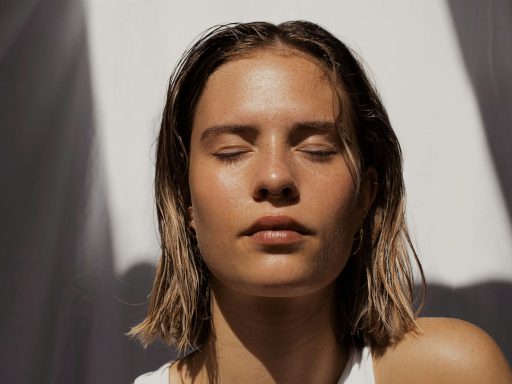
[373, 317, 512, 384]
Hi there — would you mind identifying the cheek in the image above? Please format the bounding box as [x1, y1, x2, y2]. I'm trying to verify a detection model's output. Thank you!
[310, 164, 357, 224]
[309, 170, 359, 267]
[189, 165, 251, 287]
[189, 165, 243, 247]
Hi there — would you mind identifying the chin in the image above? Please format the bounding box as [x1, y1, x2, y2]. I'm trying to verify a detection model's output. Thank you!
[216, 264, 339, 298]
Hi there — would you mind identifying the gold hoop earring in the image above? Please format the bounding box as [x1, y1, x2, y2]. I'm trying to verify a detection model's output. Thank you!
[352, 227, 364, 255]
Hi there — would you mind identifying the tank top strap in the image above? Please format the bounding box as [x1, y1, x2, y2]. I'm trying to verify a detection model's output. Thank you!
[337, 345, 376, 384]
[133, 361, 172, 384]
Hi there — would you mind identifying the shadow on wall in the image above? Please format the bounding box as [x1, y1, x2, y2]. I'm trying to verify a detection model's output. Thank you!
[0, 0, 119, 383]
[446, 0, 512, 221]
[0, 1, 175, 383]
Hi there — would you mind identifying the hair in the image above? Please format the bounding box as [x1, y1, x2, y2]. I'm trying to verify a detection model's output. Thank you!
[129, 20, 425, 353]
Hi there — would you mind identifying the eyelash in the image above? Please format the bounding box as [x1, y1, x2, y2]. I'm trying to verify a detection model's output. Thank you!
[213, 148, 337, 164]
[300, 149, 337, 161]
[213, 151, 249, 164]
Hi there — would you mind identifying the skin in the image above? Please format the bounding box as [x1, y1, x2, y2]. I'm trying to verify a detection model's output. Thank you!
[168, 49, 512, 383]
[374, 317, 512, 384]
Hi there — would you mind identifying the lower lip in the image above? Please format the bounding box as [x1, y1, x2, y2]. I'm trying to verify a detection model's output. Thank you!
[249, 230, 305, 245]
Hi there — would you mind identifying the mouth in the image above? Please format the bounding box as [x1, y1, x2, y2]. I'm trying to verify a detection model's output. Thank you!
[242, 215, 313, 245]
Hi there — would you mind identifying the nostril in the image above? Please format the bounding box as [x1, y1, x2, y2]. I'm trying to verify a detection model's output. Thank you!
[255, 187, 291, 201]
[253, 182, 299, 203]
[259, 189, 268, 200]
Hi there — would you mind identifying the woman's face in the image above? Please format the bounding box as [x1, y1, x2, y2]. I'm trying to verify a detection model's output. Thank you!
[188, 49, 372, 298]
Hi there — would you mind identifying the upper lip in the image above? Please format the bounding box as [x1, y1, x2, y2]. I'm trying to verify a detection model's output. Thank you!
[242, 215, 313, 236]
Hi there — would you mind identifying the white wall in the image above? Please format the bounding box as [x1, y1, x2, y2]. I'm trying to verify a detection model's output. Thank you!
[84, 0, 512, 286]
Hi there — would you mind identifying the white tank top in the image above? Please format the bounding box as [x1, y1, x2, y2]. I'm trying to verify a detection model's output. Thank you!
[133, 346, 376, 384]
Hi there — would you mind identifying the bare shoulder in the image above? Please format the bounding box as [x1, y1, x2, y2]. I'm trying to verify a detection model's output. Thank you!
[373, 317, 512, 384]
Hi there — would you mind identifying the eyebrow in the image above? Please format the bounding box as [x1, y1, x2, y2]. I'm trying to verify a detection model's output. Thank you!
[292, 121, 338, 134]
[200, 124, 258, 142]
[199, 120, 338, 142]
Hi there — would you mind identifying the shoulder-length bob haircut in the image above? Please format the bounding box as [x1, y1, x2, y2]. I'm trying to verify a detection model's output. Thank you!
[130, 20, 425, 352]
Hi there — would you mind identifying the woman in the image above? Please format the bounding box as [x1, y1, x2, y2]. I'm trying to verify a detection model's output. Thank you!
[132, 21, 512, 383]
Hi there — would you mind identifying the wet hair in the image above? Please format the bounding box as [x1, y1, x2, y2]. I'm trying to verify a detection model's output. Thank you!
[129, 20, 425, 352]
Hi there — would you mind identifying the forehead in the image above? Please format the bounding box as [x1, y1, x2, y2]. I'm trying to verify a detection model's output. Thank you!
[193, 49, 339, 130]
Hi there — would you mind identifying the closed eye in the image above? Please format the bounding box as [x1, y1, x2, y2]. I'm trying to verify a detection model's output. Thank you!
[298, 147, 338, 162]
[212, 148, 252, 164]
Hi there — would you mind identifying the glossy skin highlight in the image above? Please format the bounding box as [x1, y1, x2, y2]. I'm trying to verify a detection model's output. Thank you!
[188, 50, 372, 298]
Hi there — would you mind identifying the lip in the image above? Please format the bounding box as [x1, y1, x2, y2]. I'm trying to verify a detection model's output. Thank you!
[241, 215, 313, 245]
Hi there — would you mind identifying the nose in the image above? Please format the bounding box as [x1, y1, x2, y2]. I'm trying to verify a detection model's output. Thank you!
[251, 150, 299, 204]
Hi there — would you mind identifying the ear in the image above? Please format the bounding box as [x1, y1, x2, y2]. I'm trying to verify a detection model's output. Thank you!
[188, 206, 196, 230]
[357, 167, 378, 223]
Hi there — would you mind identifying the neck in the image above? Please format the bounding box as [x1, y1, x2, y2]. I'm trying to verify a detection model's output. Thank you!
[185, 281, 348, 384]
